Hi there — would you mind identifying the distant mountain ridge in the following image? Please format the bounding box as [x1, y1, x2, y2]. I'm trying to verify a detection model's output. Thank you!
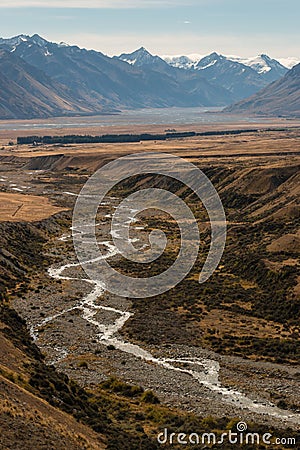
[163, 52, 298, 73]
[0, 34, 237, 119]
[0, 34, 298, 119]
[0, 48, 98, 119]
[119, 49, 293, 100]
[118, 47, 170, 69]
[224, 63, 300, 117]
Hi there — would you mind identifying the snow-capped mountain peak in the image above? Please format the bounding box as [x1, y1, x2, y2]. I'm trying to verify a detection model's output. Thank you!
[30, 34, 50, 47]
[58, 42, 70, 48]
[161, 51, 292, 82]
[227, 54, 287, 75]
[195, 52, 225, 70]
[119, 47, 152, 65]
[0, 34, 51, 49]
[118, 47, 169, 68]
[0, 34, 30, 48]
[163, 52, 226, 70]
[0, 34, 55, 58]
[162, 54, 204, 69]
[0, 34, 67, 58]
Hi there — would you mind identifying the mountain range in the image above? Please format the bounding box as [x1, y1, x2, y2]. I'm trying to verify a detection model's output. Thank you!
[0, 48, 98, 119]
[119, 48, 292, 99]
[163, 53, 290, 80]
[225, 62, 300, 117]
[0, 34, 299, 119]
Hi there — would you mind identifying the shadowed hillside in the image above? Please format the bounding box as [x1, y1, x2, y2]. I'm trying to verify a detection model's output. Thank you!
[225, 64, 300, 117]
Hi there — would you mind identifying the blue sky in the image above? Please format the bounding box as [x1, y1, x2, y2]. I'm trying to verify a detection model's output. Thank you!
[0, 0, 299, 59]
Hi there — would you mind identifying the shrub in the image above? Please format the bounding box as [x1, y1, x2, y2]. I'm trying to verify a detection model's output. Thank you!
[141, 390, 160, 404]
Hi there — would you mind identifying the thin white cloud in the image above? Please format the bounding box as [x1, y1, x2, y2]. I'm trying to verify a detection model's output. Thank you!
[277, 57, 300, 68]
[0, 0, 206, 8]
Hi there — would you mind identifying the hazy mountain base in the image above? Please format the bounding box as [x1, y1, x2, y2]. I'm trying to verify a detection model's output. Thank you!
[0, 49, 103, 120]
[0, 36, 234, 120]
[0, 34, 292, 121]
[225, 63, 300, 117]
[0, 34, 297, 121]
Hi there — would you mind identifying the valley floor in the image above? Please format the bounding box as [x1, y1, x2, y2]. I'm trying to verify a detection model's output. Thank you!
[0, 124, 300, 447]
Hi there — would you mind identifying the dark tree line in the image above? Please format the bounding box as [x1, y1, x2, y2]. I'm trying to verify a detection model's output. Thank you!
[16, 128, 284, 146]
